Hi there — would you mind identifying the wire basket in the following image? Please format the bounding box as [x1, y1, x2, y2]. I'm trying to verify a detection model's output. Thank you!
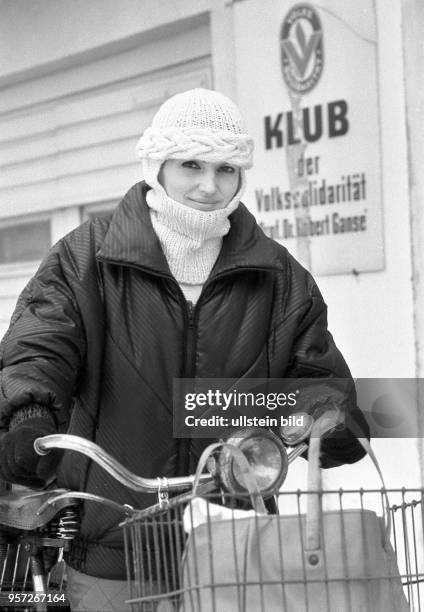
[122, 488, 424, 612]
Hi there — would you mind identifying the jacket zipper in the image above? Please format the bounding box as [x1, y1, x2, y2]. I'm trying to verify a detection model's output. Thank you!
[185, 300, 195, 372]
[176, 298, 196, 475]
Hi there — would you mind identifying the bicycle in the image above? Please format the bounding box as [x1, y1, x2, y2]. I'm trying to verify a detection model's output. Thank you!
[0, 422, 422, 611]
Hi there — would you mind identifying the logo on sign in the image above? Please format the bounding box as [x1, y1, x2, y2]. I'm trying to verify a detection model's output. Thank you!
[280, 3, 324, 94]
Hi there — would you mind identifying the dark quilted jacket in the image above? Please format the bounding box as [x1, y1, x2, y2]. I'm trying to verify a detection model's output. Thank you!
[0, 182, 368, 578]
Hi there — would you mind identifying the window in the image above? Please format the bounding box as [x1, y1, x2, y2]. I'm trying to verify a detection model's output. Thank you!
[0, 219, 51, 264]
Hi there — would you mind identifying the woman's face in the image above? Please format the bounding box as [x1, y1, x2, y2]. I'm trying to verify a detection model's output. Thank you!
[158, 159, 240, 211]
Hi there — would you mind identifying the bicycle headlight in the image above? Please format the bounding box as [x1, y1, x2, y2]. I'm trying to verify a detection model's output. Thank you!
[213, 428, 288, 498]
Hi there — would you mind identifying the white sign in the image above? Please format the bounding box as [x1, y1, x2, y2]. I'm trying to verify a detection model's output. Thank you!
[234, 0, 384, 275]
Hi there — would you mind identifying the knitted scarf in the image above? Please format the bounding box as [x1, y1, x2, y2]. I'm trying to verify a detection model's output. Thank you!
[146, 180, 243, 286]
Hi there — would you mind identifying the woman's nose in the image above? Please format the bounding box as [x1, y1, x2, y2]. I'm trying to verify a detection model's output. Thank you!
[198, 170, 217, 194]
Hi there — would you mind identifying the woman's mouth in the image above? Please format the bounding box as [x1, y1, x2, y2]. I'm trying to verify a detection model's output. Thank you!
[187, 198, 220, 207]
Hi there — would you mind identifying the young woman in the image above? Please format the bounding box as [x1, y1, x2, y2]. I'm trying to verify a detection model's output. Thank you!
[0, 88, 368, 610]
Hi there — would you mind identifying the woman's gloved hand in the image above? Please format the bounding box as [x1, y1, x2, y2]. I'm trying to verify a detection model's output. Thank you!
[0, 416, 58, 487]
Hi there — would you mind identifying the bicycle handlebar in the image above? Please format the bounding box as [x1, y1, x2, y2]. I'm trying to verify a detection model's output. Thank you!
[34, 434, 212, 493]
[35, 433, 308, 494]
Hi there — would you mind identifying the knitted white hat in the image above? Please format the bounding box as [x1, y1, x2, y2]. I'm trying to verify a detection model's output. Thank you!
[136, 88, 254, 179]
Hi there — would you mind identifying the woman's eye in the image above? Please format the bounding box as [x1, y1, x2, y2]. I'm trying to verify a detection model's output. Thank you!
[220, 165, 236, 173]
[182, 161, 200, 169]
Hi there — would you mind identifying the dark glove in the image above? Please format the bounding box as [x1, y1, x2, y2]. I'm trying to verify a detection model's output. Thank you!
[319, 408, 369, 467]
[0, 417, 59, 487]
[309, 395, 370, 467]
[290, 378, 370, 468]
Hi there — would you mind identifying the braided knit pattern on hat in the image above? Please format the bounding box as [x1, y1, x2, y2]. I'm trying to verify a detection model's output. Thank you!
[136, 88, 254, 168]
[137, 126, 253, 167]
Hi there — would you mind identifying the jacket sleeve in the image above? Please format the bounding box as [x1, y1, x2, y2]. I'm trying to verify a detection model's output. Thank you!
[283, 269, 370, 467]
[0, 243, 86, 431]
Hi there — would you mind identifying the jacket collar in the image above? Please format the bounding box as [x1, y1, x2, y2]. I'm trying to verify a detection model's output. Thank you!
[97, 181, 285, 278]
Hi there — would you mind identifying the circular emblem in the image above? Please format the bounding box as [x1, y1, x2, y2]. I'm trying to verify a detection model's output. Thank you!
[280, 3, 324, 94]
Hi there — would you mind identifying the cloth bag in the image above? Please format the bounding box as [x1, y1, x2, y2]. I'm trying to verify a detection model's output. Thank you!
[182, 424, 409, 612]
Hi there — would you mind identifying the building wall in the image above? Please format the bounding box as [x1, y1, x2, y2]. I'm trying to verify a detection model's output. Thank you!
[312, 0, 419, 489]
[0, 0, 211, 77]
[317, 0, 414, 378]
[0, 0, 421, 487]
[401, 0, 424, 480]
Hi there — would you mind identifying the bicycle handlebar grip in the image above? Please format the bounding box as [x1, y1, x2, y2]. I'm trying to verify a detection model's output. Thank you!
[34, 436, 50, 455]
